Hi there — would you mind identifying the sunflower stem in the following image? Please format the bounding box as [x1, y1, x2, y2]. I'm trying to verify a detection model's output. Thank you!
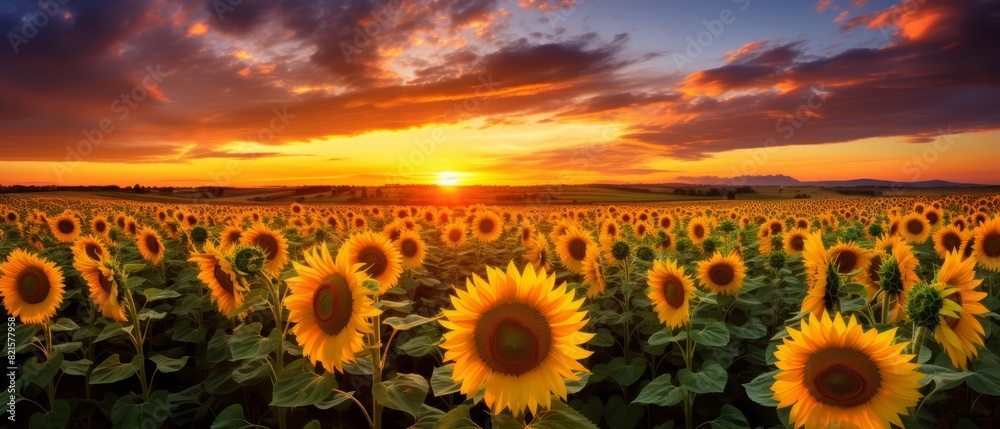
[880, 290, 891, 324]
[908, 325, 927, 361]
[370, 312, 383, 429]
[42, 321, 55, 411]
[683, 322, 694, 429]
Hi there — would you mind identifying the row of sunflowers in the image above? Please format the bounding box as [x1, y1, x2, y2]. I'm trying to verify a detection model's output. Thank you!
[0, 194, 998, 428]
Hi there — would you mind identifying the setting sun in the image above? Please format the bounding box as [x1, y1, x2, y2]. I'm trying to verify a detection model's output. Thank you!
[436, 171, 461, 187]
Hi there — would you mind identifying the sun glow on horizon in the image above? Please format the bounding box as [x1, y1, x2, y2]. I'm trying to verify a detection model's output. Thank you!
[436, 171, 462, 187]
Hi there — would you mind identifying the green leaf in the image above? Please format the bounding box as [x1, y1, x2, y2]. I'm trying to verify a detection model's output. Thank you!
[410, 404, 446, 429]
[302, 421, 322, 429]
[60, 358, 93, 376]
[123, 263, 146, 273]
[743, 370, 779, 407]
[430, 364, 462, 397]
[604, 395, 644, 429]
[90, 353, 143, 384]
[382, 314, 440, 331]
[631, 374, 686, 407]
[435, 404, 481, 429]
[398, 331, 443, 357]
[607, 356, 646, 387]
[210, 404, 254, 429]
[726, 317, 767, 340]
[49, 317, 79, 332]
[233, 358, 271, 386]
[647, 328, 687, 346]
[678, 359, 727, 394]
[52, 341, 82, 354]
[143, 287, 181, 301]
[708, 405, 748, 429]
[966, 357, 1000, 395]
[28, 399, 70, 429]
[691, 319, 730, 347]
[229, 322, 280, 361]
[22, 351, 63, 388]
[920, 364, 973, 391]
[111, 391, 170, 429]
[270, 359, 339, 408]
[372, 373, 429, 417]
[137, 308, 168, 321]
[565, 372, 591, 395]
[149, 354, 190, 374]
[171, 317, 207, 343]
[95, 323, 133, 343]
[587, 328, 615, 347]
[206, 328, 232, 364]
[531, 400, 600, 429]
[226, 288, 267, 319]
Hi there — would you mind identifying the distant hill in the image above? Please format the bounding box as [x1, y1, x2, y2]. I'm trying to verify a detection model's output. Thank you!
[673, 174, 989, 188]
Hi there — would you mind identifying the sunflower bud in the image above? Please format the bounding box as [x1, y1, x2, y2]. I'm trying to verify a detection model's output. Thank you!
[702, 238, 717, 254]
[233, 245, 266, 274]
[636, 246, 655, 262]
[719, 219, 737, 234]
[878, 256, 904, 296]
[611, 241, 630, 261]
[906, 283, 944, 329]
[190, 225, 209, 245]
[768, 251, 787, 270]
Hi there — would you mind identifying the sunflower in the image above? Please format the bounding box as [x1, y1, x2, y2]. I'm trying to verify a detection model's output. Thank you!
[284, 243, 379, 373]
[696, 251, 746, 296]
[687, 217, 710, 244]
[0, 249, 66, 324]
[801, 260, 842, 318]
[189, 242, 247, 318]
[601, 219, 621, 241]
[859, 248, 886, 298]
[657, 215, 674, 231]
[395, 230, 427, 270]
[524, 234, 553, 272]
[73, 254, 127, 322]
[923, 207, 942, 230]
[971, 217, 1000, 271]
[442, 223, 467, 249]
[90, 216, 109, 237]
[932, 224, 964, 259]
[647, 258, 696, 329]
[72, 235, 108, 262]
[933, 251, 988, 370]
[220, 226, 244, 249]
[801, 231, 829, 279]
[654, 231, 676, 253]
[555, 227, 594, 274]
[580, 247, 607, 298]
[472, 211, 503, 243]
[828, 241, 871, 275]
[136, 227, 165, 265]
[899, 212, 931, 244]
[241, 222, 290, 276]
[880, 242, 920, 323]
[48, 211, 81, 243]
[771, 312, 923, 429]
[517, 220, 536, 249]
[439, 262, 593, 417]
[3, 210, 17, 225]
[343, 230, 403, 292]
[783, 228, 808, 256]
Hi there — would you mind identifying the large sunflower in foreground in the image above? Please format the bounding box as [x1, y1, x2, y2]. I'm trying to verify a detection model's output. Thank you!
[440, 262, 593, 417]
[189, 242, 246, 318]
[343, 230, 403, 292]
[48, 211, 81, 243]
[284, 243, 380, 373]
[971, 217, 1000, 271]
[772, 312, 923, 429]
[136, 227, 165, 265]
[647, 258, 695, 329]
[696, 251, 746, 296]
[73, 254, 127, 322]
[0, 249, 66, 324]
[933, 251, 988, 370]
[242, 222, 290, 276]
[555, 226, 594, 274]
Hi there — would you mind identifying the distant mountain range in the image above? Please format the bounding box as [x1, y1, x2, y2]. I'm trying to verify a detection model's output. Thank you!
[672, 174, 990, 188]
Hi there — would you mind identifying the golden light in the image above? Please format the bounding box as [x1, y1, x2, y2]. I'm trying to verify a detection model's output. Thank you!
[436, 171, 460, 187]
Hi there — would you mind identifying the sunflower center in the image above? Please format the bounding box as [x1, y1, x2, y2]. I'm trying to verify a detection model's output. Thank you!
[94, 221, 106, 233]
[479, 218, 495, 234]
[963, 237, 976, 258]
[943, 233, 961, 252]
[522, 229, 531, 240]
[663, 276, 685, 308]
[254, 234, 279, 261]
[791, 236, 805, 252]
[693, 225, 704, 238]
[313, 274, 354, 335]
[16, 266, 50, 304]
[835, 250, 857, 274]
[868, 255, 883, 285]
[85, 243, 102, 260]
[660, 219, 671, 229]
[906, 219, 924, 235]
[145, 235, 160, 254]
[6, 213, 14, 221]
[213, 264, 235, 295]
[98, 270, 114, 295]
[568, 238, 587, 260]
[984, 233, 1000, 257]
[926, 212, 939, 225]
[660, 236, 672, 249]
[55, 219, 74, 234]
[709, 263, 734, 286]
[804, 347, 881, 407]
[228, 231, 242, 243]
[358, 246, 388, 277]
[770, 223, 782, 235]
[608, 225, 617, 235]
[449, 229, 462, 242]
[475, 302, 552, 376]
[401, 239, 419, 258]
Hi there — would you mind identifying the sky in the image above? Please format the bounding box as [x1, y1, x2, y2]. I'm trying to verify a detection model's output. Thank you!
[1, 0, 999, 187]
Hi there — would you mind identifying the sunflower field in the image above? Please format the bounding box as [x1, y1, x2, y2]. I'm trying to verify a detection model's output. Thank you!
[2, 194, 999, 429]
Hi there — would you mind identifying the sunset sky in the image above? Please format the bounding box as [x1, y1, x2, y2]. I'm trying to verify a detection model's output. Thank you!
[1, 0, 999, 186]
